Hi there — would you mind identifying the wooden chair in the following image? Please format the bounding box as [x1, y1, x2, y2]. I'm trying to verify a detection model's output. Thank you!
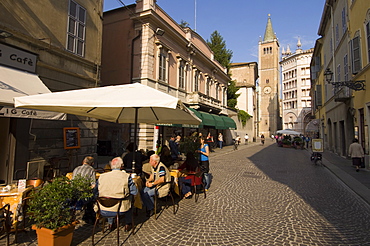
[26, 179, 44, 188]
[92, 196, 135, 246]
[0, 204, 11, 246]
[153, 176, 178, 220]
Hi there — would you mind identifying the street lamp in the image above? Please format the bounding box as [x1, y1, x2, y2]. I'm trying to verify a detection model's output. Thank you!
[324, 68, 365, 91]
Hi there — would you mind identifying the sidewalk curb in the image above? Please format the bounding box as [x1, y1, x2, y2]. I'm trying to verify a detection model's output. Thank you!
[322, 155, 370, 206]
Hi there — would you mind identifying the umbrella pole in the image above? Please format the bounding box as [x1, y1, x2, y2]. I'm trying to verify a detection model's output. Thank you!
[132, 107, 139, 173]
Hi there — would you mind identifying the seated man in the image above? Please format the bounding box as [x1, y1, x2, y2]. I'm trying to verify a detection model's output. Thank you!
[96, 157, 138, 231]
[72, 156, 96, 186]
[141, 154, 171, 217]
[72, 156, 96, 224]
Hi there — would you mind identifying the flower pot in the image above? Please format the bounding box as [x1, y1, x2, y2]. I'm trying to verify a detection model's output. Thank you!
[32, 221, 78, 246]
[282, 144, 291, 148]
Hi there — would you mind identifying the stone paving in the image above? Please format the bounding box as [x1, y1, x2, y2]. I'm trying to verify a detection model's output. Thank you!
[3, 140, 370, 245]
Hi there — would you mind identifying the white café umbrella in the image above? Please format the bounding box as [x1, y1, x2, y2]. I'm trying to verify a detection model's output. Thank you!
[14, 83, 201, 170]
[276, 129, 301, 135]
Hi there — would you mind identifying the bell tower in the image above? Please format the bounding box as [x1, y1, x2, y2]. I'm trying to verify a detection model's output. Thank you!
[258, 14, 281, 137]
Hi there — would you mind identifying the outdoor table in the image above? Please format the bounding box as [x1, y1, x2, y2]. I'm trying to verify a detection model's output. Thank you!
[0, 186, 32, 226]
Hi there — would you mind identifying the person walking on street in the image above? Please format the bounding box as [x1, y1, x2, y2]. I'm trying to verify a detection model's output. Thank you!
[349, 138, 364, 172]
[261, 134, 265, 145]
[244, 134, 249, 145]
[206, 132, 215, 152]
[305, 135, 310, 148]
[218, 133, 223, 149]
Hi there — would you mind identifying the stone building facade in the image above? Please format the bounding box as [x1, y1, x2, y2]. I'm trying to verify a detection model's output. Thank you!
[258, 14, 281, 137]
[101, 0, 233, 152]
[230, 62, 258, 140]
[0, 0, 103, 183]
[280, 41, 313, 134]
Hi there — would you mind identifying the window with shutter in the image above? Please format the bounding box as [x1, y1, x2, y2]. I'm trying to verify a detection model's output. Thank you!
[351, 36, 361, 74]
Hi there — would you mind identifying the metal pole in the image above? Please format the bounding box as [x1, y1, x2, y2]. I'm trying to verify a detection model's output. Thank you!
[194, 0, 197, 31]
[132, 107, 139, 172]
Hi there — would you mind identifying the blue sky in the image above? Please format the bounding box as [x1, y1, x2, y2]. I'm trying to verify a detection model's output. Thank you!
[104, 0, 325, 63]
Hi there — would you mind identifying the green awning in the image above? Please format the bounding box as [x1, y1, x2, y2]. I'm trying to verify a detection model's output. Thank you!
[197, 112, 215, 127]
[213, 114, 226, 129]
[220, 115, 237, 130]
[188, 108, 203, 128]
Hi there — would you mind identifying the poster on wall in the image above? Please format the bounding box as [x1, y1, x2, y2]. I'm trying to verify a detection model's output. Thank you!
[63, 127, 80, 149]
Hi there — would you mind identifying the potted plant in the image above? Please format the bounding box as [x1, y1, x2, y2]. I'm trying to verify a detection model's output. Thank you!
[179, 132, 200, 159]
[293, 136, 303, 149]
[281, 138, 292, 148]
[28, 175, 93, 246]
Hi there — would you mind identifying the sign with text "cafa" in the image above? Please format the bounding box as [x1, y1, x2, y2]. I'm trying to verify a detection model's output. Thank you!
[0, 43, 37, 73]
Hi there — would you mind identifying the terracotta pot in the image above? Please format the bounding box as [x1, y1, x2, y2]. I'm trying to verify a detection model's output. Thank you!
[32, 221, 78, 246]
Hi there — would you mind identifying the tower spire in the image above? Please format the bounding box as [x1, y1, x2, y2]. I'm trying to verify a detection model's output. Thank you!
[263, 14, 275, 42]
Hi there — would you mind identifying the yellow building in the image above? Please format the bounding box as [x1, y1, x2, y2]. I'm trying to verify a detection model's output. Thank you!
[348, 0, 370, 163]
[311, 0, 369, 166]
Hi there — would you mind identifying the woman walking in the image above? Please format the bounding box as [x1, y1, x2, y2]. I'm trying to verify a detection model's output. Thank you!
[349, 138, 364, 172]
[198, 136, 210, 191]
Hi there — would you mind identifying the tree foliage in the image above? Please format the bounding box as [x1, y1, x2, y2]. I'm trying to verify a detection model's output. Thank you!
[237, 110, 252, 127]
[207, 31, 233, 71]
[207, 31, 239, 110]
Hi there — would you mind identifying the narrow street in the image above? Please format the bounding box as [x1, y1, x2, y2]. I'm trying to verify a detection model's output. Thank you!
[9, 141, 370, 245]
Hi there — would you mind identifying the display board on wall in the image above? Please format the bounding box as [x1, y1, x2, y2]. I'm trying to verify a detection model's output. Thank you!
[312, 139, 323, 152]
[63, 127, 80, 149]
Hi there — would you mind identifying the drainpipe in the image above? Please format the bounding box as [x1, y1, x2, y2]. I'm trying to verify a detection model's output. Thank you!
[130, 30, 142, 84]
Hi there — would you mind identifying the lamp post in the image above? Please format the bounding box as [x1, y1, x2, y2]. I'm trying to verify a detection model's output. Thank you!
[324, 68, 365, 91]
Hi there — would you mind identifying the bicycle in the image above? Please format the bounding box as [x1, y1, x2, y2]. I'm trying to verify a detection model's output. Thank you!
[310, 152, 323, 166]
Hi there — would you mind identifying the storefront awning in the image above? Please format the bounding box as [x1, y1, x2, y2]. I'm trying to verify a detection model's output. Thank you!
[188, 109, 234, 130]
[198, 111, 216, 127]
[0, 66, 66, 120]
[213, 114, 226, 129]
[220, 115, 237, 130]
[188, 108, 203, 128]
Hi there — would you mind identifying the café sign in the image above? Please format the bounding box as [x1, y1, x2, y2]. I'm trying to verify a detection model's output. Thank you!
[0, 43, 37, 73]
[0, 106, 66, 120]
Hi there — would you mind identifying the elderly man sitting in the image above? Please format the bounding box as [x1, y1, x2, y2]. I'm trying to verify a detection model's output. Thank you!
[141, 154, 171, 217]
[72, 156, 96, 224]
[96, 157, 138, 231]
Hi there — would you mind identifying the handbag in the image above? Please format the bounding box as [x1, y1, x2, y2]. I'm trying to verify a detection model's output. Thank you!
[361, 158, 365, 168]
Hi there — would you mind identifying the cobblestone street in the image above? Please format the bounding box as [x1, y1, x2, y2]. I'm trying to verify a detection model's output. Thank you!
[6, 141, 370, 245]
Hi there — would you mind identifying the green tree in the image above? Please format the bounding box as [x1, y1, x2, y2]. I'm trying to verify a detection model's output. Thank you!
[207, 30, 239, 109]
[207, 31, 233, 71]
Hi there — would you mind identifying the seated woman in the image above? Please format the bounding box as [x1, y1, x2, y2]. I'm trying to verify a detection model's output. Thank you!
[178, 152, 201, 198]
